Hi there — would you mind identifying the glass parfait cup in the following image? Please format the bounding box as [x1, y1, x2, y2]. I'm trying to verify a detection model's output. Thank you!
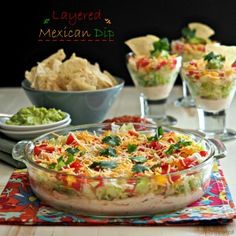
[182, 61, 236, 141]
[171, 40, 207, 108]
[126, 52, 182, 125]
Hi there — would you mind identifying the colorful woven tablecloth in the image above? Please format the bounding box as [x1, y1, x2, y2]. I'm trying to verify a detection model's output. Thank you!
[0, 162, 235, 226]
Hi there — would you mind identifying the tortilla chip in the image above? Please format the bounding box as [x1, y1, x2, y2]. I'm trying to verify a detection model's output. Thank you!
[125, 35, 159, 56]
[66, 75, 96, 91]
[25, 49, 117, 91]
[42, 49, 66, 66]
[188, 22, 215, 40]
[206, 44, 236, 67]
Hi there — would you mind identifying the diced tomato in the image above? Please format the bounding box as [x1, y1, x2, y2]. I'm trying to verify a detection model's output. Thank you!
[71, 181, 82, 190]
[188, 70, 195, 76]
[127, 178, 136, 185]
[70, 160, 81, 173]
[156, 60, 167, 70]
[66, 133, 79, 145]
[136, 58, 149, 69]
[161, 163, 170, 174]
[95, 176, 104, 188]
[175, 43, 184, 53]
[138, 147, 145, 151]
[147, 155, 154, 160]
[124, 188, 135, 196]
[232, 62, 236, 69]
[148, 141, 163, 150]
[167, 138, 175, 143]
[34, 144, 55, 155]
[170, 58, 177, 69]
[128, 130, 138, 136]
[197, 45, 205, 52]
[170, 175, 181, 183]
[199, 150, 208, 157]
[56, 173, 67, 183]
[181, 157, 198, 168]
[71, 177, 87, 190]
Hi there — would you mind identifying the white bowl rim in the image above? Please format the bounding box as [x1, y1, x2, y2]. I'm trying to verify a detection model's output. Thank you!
[0, 118, 71, 135]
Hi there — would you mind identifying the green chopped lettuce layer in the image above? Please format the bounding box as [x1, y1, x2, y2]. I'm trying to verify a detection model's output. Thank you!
[186, 79, 235, 99]
[96, 185, 127, 200]
[128, 67, 178, 87]
[34, 172, 206, 201]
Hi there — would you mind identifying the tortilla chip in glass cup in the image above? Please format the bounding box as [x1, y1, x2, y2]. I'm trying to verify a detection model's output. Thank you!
[182, 45, 236, 141]
[125, 36, 182, 126]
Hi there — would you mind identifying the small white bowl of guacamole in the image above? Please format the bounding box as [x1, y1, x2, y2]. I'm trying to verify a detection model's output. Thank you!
[0, 106, 70, 131]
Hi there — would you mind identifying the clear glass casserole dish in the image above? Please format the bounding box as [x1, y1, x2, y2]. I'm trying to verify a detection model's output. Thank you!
[12, 123, 226, 217]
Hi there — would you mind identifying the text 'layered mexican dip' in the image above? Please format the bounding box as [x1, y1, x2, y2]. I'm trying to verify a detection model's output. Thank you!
[28, 124, 211, 215]
[171, 22, 216, 62]
[126, 35, 181, 100]
[182, 45, 236, 112]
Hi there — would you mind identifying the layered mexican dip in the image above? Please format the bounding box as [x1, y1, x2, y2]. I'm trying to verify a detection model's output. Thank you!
[182, 45, 236, 112]
[28, 124, 212, 216]
[171, 22, 216, 62]
[126, 36, 181, 100]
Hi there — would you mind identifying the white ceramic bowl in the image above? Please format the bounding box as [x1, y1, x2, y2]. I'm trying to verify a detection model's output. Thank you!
[0, 118, 71, 140]
[0, 112, 70, 131]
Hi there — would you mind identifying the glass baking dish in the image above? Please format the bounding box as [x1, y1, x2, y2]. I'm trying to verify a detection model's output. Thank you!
[12, 123, 226, 217]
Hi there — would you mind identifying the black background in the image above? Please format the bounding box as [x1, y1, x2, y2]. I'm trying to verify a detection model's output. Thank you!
[1, 0, 236, 87]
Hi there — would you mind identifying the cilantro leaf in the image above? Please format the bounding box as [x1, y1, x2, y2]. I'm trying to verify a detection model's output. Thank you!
[182, 27, 196, 40]
[130, 156, 147, 163]
[147, 127, 164, 141]
[132, 164, 150, 173]
[89, 161, 117, 170]
[65, 147, 79, 165]
[100, 146, 117, 157]
[102, 135, 121, 146]
[66, 147, 79, 155]
[182, 27, 206, 44]
[127, 144, 137, 153]
[204, 52, 225, 69]
[151, 38, 170, 57]
[165, 140, 192, 155]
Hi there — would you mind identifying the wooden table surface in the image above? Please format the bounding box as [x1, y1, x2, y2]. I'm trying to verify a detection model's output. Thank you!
[0, 86, 235, 236]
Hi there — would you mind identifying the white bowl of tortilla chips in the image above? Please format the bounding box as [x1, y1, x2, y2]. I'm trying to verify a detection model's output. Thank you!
[22, 49, 124, 125]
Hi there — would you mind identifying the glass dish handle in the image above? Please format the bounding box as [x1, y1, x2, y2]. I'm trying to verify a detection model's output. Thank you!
[209, 138, 227, 160]
[12, 140, 32, 163]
